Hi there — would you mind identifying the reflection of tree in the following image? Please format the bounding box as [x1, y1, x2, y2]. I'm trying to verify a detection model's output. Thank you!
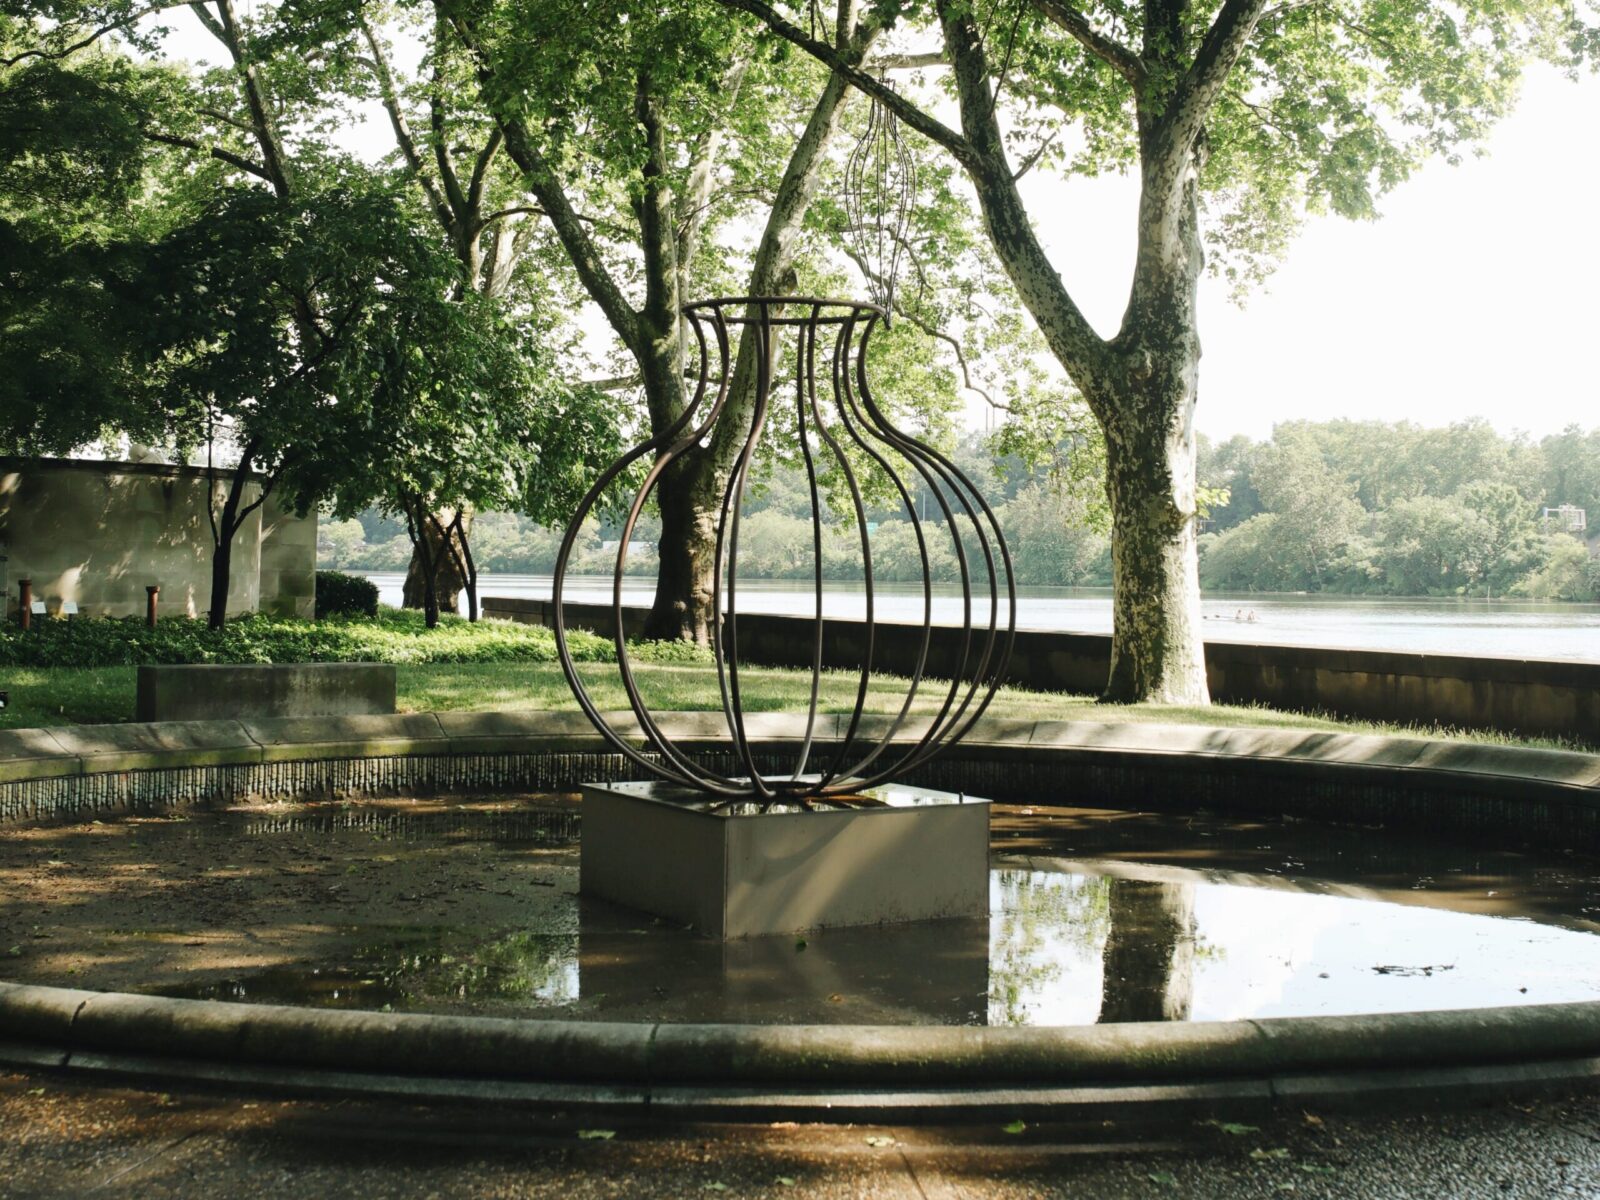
[989, 870, 1111, 1025]
[362, 930, 578, 1006]
[1098, 880, 1196, 1023]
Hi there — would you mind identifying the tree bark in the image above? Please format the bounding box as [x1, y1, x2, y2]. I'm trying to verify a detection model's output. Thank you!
[206, 466, 263, 629]
[645, 463, 721, 641]
[401, 507, 470, 621]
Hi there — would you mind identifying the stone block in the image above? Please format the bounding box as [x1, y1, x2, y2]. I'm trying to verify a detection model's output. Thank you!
[580, 780, 989, 938]
[137, 663, 396, 723]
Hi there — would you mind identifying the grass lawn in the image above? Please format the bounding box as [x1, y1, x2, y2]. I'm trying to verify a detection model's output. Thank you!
[0, 659, 1580, 749]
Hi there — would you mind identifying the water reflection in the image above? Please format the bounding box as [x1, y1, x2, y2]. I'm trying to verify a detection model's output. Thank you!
[33, 799, 1600, 1025]
[1098, 879, 1195, 1023]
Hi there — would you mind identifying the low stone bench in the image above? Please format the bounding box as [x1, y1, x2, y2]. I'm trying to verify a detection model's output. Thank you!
[135, 663, 396, 722]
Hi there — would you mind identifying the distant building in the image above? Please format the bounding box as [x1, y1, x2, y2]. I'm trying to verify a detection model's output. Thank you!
[1540, 504, 1587, 534]
[0, 457, 315, 621]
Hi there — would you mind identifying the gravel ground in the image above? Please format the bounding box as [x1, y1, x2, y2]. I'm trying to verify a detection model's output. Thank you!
[0, 1070, 1597, 1199]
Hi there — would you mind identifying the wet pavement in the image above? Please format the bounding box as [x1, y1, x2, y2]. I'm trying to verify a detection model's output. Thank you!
[0, 1070, 1597, 1198]
[2, 795, 1598, 1025]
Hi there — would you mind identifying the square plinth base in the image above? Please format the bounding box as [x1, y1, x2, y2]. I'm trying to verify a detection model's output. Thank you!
[579, 781, 990, 939]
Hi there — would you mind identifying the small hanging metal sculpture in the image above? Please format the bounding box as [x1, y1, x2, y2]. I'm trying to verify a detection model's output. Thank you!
[552, 86, 1014, 805]
[842, 77, 916, 314]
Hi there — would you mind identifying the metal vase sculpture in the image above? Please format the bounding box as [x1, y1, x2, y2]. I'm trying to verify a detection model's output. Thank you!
[553, 296, 1015, 805]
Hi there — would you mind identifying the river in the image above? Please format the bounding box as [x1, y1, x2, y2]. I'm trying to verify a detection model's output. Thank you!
[360, 573, 1600, 662]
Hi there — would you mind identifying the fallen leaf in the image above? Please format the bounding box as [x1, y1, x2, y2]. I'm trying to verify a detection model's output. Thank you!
[577, 1129, 616, 1141]
[1250, 1147, 1291, 1161]
[776, 1178, 796, 1188]
[1205, 1120, 1260, 1136]
[864, 1135, 896, 1148]
[1002, 1119, 1026, 1135]
[1147, 1171, 1177, 1186]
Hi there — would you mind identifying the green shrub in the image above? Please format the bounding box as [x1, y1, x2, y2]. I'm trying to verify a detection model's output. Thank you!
[315, 570, 380, 619]
[0, 608, 615, 669]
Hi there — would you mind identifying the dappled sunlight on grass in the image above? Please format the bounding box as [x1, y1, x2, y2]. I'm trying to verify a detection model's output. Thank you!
[0, 660, 1585, 750]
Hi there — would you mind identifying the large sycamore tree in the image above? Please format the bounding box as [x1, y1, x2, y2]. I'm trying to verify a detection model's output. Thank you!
[724, 0, 1597, 702]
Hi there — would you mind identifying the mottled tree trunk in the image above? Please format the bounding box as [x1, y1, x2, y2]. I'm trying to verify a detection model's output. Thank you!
[645, 459, 720, 642]
[1097, 372, 1208, 704]
[1098, 879, 1196, 1023]
[401, 513, 468, 619]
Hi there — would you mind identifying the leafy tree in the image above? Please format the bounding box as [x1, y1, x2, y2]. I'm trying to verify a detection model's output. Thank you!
[1250, 433, 1365, 587]
[723, 0, 1597, 701]
[1540, 425, 1600, 521]
[4, 2, 610, 622]
[1000, 484, 1111, 586]
[447, 0, 1066, 641]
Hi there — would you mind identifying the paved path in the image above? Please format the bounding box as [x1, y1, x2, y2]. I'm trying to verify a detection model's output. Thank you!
[1, 1071, 1597, 1199]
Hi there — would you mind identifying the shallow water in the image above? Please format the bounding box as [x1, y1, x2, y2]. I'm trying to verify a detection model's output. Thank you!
[2, 797, 1596, 1025]
[364, 572, 1600, 661]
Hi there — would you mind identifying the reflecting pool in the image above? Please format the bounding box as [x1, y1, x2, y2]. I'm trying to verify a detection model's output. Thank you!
[1, 796, 1594, 1025]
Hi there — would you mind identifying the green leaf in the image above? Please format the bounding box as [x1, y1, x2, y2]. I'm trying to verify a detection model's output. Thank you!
[1002, 1119, 1026, 1135]
[577, 1129, 616, 1141]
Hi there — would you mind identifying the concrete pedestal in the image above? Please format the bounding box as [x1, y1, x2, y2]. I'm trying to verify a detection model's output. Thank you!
[580, 781, 990, 939]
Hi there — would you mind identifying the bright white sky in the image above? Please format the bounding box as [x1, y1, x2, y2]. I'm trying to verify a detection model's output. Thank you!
[155, 12, 1600, 442]
[1033, 65, 1600, 441]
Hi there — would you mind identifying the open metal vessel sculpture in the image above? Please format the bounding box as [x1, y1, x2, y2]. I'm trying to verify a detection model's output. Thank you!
[553, 295, 1015, 805]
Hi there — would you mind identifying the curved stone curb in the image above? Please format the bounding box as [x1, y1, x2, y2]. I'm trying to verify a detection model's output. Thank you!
[2, 711, 1597, 798]
[2, 982, 1597, 1118]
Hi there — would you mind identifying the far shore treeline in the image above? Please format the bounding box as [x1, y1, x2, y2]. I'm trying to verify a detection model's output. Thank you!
[321, 418, 1600, 602]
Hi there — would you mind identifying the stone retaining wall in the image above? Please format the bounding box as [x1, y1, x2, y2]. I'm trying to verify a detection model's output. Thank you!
[486, 597, 1600, 744]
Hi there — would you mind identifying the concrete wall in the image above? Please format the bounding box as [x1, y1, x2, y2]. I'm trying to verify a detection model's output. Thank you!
[0, 457, 315, 621]
[136, 664, 396, 721]
[483, 597, 1600, 744]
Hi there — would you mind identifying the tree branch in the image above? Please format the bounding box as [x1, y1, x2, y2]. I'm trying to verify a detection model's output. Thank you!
[0, 2, 191, 68]
[938, 0, 1111, 387]
[866, 50, 946, 69]
[144, 131, 270, 179]
[716, 0, 977, 167]
[206, 0, 295, 197]
[358, 15, 454, 230]
[677, 54, 751, 288]
[466, 126, 503, 214]
[1031, 0, 1144, 85]
[1152, 0, 1268, 179]
[447, 12, 642, 355]
[429, 18, 468, 217]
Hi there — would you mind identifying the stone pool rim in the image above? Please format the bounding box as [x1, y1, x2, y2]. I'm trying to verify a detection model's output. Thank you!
[1, 710, 1598, 1117]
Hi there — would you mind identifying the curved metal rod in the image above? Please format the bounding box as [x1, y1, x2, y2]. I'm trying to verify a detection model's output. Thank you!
[608, 308, 757, 795]
[712, 300, 779, 800]
[788, 303, 829, 785]
[819, 317, 982, 791]
[804, 311, 880, 791]
[804, 311, 938, 792]
[845, 322, 1016, 786]
[553, 309, 749, 795]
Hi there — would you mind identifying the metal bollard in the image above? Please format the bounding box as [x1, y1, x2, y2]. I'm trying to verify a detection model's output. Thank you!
[18, 578, 31, 630]
[146, 585, 160, 628]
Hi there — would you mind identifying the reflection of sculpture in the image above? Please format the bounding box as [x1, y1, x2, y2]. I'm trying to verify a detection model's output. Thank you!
[553, 297, 1015, 804]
